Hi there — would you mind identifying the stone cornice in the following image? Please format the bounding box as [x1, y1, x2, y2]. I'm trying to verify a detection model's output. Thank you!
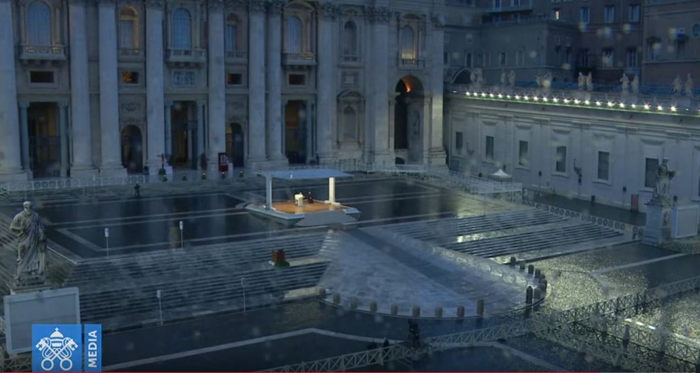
[68, 0, 87, 6]
[208, 0, 224, 11]
[266, 0, 284, 15]
[247, 0, 266, 13]
[318, 1, 338, 19]
[145, 0, 164, 9]
[365, 6, 390, 24]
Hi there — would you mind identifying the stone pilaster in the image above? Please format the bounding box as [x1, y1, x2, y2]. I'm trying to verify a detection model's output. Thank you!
[427, 12, 447, 169]
[69, 0, 96, 177]
[247, 0, 268, 168]
[98, 0, 126, 176]
[146, 0, 166, 174]
[316, 1, 338, 163]
[266, 0, 287, 166]
[0, 0, 25, 180]
[207, 0, 226, 175]
[365, 6, 393, 167]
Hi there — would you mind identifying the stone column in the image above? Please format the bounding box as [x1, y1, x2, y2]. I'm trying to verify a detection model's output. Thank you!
[207, 0, 226, 175]
[69, 0, 95, 177]
[164, 101, 172, 158]
[146, 0, 166, 174]
[247, 0, 268, 168]
[59, 103, 69, 177]
[316, 2, 337, 163]
[366, 6, 392, 167]
[265, 0, 287, 166]
[98, 0, 126, 177]
[427, 13, 447, 169]
[0, 0, 25, 181]
[198, 100, 206, 170]
[18, 103, 30, 174]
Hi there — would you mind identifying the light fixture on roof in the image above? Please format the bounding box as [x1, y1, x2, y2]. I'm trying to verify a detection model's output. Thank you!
[670, 106, 677, 112]
[644, 104, 651, 110]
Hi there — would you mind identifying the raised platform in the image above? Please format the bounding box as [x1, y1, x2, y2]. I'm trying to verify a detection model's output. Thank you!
[246, 201, 360, 227]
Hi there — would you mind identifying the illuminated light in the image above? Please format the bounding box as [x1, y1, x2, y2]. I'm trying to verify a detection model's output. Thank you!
[631, 104, 637, 109]
[607, 101, 614, 107]
[624, 319, 632, 322]
[635, 321, 645, 326]
[523, 95, 530, 100]
[574, 99, 581, 104]
[553, 97, 559, 103]
[671, 106, 677, 112]
[584, 100, 591, 105]
[542, 97, 549, 102]
[489, 93, 495, 98]
[563, 98, 570, 104]
[648, 325, 656, 330]
[533, 96, 540, 101]
[619, 102, 625, 109]
[481, 92, 487, 97]
[515, 95, 521, 100]
[657, 105, 664, 111]
[595, 101, 602, 106]
[466, 91, 472, 96]
[497, 93, 503, 99]
[644, 104, 651, 110]
[506, 94, 512, 99]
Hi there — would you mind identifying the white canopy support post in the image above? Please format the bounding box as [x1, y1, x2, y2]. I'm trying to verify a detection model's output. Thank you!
[266, 175, 273, 210]
[329, 177, 336, 204]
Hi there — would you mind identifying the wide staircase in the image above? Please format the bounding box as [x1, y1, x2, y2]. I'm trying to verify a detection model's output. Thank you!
[383, 208, 624, 259]
[66, 232, 331, 329]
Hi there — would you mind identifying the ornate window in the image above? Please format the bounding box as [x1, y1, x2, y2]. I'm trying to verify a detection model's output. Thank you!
[119, 7, 139, 50]
[285, 15, 303, 53]
[26, 0, 52, 46]
[400, 26, 417, 61]
[341, 106, 357, 141]
[172, 8, 192, 50]
[225, 14, 239, 54]
[342, 21, 358, 60]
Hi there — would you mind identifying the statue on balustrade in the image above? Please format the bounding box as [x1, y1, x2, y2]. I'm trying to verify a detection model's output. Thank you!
[631, 74, 640, 95]
[620, 73, 630, 95]
[577, 72, 586, 91]
[655, 160, 675, 199]
[8, 201, 47, 289]
[673, 75, 683, 96]
[508, 70, 516, 87]
[685, 74, 694, 98]
[585, 73, 593, 91]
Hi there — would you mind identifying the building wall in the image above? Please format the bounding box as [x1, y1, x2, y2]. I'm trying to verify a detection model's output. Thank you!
[446, 94, 700, 210]
[0, 0, 448, 181]
[642, 0, 700, 87]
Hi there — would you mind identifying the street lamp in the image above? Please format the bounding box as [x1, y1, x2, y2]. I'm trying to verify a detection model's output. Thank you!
[241, 277, 246, 313]
[179, 220, 184, 249]
[104, 228, 110, 258]
[156, 289, 164, 326]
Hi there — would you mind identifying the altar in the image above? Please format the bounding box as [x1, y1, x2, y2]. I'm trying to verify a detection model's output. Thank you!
[245, 169, 360, 226]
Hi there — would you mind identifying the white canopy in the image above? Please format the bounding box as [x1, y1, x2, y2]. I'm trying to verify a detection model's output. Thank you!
[490, 169, 512, 180]
[258, 169, 352, 180]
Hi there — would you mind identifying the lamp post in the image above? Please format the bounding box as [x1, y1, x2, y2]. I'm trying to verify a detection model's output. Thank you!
[104, 227, 110, 258]
[156, 289, 164, 326]
[179, 220, 184, 249]
[241, 277, 246, 313]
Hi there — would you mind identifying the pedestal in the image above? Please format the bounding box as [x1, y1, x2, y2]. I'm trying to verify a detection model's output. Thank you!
[642, 196, 673, 246]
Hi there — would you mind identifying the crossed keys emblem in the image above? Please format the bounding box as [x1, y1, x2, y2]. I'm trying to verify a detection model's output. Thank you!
[35, 328, 79, 371]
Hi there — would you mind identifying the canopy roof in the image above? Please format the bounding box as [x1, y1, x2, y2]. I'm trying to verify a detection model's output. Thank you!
[259, 169, 352, 180]
[491, 169, 511, 178]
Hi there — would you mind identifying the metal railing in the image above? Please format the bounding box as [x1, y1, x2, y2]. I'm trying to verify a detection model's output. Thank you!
[0, 174, 146, 193]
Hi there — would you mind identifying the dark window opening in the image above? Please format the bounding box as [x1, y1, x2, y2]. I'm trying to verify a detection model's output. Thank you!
[30, 71, 54, 84]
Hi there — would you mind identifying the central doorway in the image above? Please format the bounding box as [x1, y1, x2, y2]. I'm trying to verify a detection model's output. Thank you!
[226, 123, 245, 167]
[394, 76, 424, 164]
[170, 101, 199, 169]
[28, 102, 61, 178]
[121, 125, 143, 173]
[284, 100, 307, 164]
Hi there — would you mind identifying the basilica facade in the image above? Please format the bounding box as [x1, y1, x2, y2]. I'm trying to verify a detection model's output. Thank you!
[0, 0, 447, 180]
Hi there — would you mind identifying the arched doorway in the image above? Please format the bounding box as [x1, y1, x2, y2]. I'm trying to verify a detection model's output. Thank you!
[226, 123, 245, 167]
[453, 69, 472, 84]
[27, 102, 61, 178]
[284, 101, 308, 164]
[394, 76, 424, 164]
[121, 125, 143, 173]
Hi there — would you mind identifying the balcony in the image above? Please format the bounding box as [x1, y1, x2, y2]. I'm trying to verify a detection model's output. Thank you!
[398, 56, 425, 69]
[487, 0, 533, 13]
[225, 50, 247, 64]
[119, 48, 142, 61]
[283, 52, 316, 66]
[166, 48, 207, 64]
[19, 44, 66, 61]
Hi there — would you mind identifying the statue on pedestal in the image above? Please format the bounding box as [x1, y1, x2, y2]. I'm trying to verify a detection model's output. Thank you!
[9, 201, 47, 289]
[500, 70, 507, 87]
[655, 160, 675, 199]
